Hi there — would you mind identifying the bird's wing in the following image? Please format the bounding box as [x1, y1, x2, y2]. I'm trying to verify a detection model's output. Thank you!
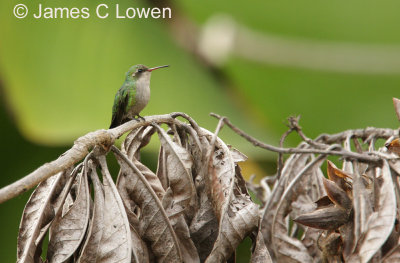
[109, 89, 129, 129]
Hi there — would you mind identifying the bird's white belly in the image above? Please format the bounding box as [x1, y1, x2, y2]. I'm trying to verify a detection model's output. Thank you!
[128, 74, 151, 117]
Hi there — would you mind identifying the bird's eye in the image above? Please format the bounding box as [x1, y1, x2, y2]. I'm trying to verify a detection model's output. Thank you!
[137, 69, 143, 73]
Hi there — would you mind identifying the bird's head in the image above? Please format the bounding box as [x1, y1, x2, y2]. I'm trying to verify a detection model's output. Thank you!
[125, 64, 169, 81]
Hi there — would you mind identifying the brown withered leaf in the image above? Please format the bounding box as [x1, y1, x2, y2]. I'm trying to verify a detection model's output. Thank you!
[162, 188, 200, 263]
[204, 143, 258, 262]
[352, 168, 373, 253]
[155, 124, 196, 219]
[274, 232, 313, 263]
[342, 136, 354, 173]
[261, 145, 311, 259]
[348, 160, 396, 263]
[205, 131, 237, 222]
[130, 226, 150, 263]
[123, 126, 155, 160]
[327, 160, 352, 196]
[47, 170, 90, 262]
[228, 146, 248, 163]
[250, 229, 273, 263]
[271, 155, 327, 263]
[383, 244, 400, 262]
[322, 177, 352, 211]
[156, 146, 169, 190]
[78, 162, 105, 263]
[132, 159, 165, 200]
[386, 138, 400, 156]
[294, 205, 349, 230]
[189, 166, 218, 262]
[96, 156, 132, 263]
[318, 232, 343, 262]
[301, 227, 323, 259]
[116, 172, 140, 231]
[113, 149, 183, 263]
[17, 171, 67, 263]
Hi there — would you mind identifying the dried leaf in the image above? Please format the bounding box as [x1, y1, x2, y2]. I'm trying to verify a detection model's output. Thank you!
[130, 226, 150, 263]
[123, 126, 155, 160]
[133, 159, 165, 200]
[301, 227, 322, 259]
[274, 233, 313, 263]
[348, 161, 396, 263]
[352, 168, 373, 253]
[155, 124, 196, 219]
[156, 146, 169, 190]
[261, 145, 311, 258]
[189, 183, 219, 262]
[47, 170, 90, 262]
[205, 139, 258, 262]
[250, 230, 273, 263]
[294, 205, 349, 230]
[327, 160, 353, 196]
[342, 136, 354, 173]
[17, 171, 67, 263]
[386, 138, 400, 156]
[318, 232, 343, 262]
[96, 156, 132, 263]
[162, 187, 200, 263]
[113, 148, 183, 263]
[322, 177, 352, 211]
[228, 146, 248, 163]
[383, 244, 400, 262]
[78, 162, 105, 263]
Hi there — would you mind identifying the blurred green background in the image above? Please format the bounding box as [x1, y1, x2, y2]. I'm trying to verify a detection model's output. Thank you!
[1, 0, 400, 261]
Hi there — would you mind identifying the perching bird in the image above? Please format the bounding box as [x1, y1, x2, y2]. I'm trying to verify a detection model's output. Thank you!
[109, 64, 169, 128]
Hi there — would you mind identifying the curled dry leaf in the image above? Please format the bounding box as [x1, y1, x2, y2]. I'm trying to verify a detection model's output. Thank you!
[155, 124, 196, 219]
[189, 182, 219, 262]
[348, 161, 396, 263]
[78, 162, 105, 263]
[162, 188, 200, 263]
[322, 177, 352, 211]
[189, 132, 218, 262]
[96, 156, 131, 263]
[327, 160, 352, 197]
[228, 146, 248, 163]
[123, 126, 155, 160]
[352, 168, 373, 253]
[386, 138, 400, 156]
[250, 229, 273, 263]
[130, 226, 150, 263]
[47, 170, 90, 262]
[261, 146, 311, 259]
[113, 147, 183, 263]
[204, 135, 258, 262]
[156, 146, 169, 190]
[294, 205, 349, 230]
[17, 171, 67, 263]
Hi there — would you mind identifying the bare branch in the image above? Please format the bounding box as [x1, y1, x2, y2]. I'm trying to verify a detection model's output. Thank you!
[0, 113, 196, 204]
[210, 113, 397, 164]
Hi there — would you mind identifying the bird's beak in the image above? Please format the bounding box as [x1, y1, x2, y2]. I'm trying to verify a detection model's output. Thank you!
[147, 65, 169, 72]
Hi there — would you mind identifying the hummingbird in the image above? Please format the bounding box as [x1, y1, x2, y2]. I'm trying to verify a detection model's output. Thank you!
[109, 64, 169, 128]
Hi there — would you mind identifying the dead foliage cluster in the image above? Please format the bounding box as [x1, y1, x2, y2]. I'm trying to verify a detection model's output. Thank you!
[14, 98, 400, 262]
[16, 119, 259, 263]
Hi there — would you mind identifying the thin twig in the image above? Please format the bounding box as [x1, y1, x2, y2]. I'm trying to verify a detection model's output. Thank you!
[277, 125, 294, 180]
[0, 113, 196, 204]
[209, 113, 394, 163]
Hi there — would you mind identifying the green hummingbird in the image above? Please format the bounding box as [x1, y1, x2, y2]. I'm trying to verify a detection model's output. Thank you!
[109, 64, 169, 128]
